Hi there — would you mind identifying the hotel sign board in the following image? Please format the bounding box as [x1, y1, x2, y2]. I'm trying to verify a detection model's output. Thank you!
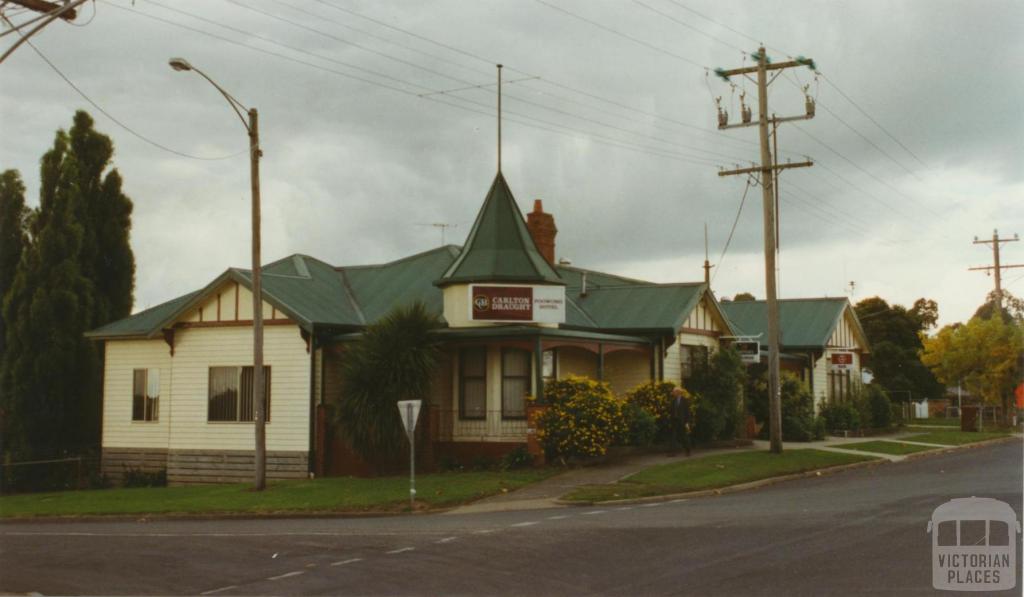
[469, 284, 565, 324]
[830, 352, 855, 371]
[734, 340, 760, 364]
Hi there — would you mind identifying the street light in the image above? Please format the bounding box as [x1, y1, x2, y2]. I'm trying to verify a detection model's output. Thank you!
[169, 57, 267, 491]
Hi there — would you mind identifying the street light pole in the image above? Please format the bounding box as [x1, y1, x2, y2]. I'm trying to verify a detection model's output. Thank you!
[169, 58, 266, 491]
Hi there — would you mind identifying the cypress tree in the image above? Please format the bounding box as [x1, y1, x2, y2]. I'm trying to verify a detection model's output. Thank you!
[1, 111, 135, 463]
[0, 169, 28, 360]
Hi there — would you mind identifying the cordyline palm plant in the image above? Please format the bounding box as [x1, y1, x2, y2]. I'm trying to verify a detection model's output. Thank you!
[334, 301, 441, 463]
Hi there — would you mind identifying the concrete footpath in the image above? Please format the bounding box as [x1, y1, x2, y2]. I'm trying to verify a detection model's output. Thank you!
[448, 431, 1021, 514]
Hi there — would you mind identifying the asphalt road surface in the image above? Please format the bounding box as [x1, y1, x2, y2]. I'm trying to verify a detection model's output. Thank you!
[1, 440, 1021, 596]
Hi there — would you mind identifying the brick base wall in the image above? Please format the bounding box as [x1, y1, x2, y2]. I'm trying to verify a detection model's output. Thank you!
[101, 448, 309, 486]
[102, 448, 169, 485]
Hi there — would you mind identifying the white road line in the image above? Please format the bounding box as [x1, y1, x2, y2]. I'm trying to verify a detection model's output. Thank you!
[614, 506, 634, 511]
[642, 502, 663, 508]
[199, 586, 238, 596]
[267, 571, 305, 581]
[435, 536, 458, 544]
[510, 521, 539, 527]
[472, 529, 496, 534]
[546, 514, 569, 520]
[669, 498, 688, 504]
[330, 558, 363, 567]
[582, 510, 607, 515]
[386, 547, 415, 555]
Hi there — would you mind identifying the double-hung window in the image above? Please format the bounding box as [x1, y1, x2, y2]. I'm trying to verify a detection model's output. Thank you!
[542, 349, 557, 382]
[208, 366, 271, 422]
[459, 348, 487, 420]
[502, 349, 531, 419]
[132, 368, 160, 421]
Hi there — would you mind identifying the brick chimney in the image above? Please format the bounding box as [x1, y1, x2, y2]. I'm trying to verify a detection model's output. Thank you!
[526, 199, 557, 264]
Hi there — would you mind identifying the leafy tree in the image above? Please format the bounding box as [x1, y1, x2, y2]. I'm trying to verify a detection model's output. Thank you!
[854, 296, 944, 402]
[334, 302, 441, 465]
[922, 316, 1023, 423]
[0, 169, 29, 361]
[973, 290, 1024, 324]
[1, 112, 135, 464]
[686, 346, 746, 442]
[732, 292, 756, 302]
[747, 369, 822, 441]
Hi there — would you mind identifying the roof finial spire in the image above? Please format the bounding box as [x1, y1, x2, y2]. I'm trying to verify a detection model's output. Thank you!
[497, 63, 503, 174]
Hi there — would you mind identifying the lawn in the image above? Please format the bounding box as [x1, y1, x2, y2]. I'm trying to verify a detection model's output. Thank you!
[0, 469, 555, 518]
[902, 430, 1014, 446]
[562, 449, 877, 503]
[907, 417, 960, 427]
[838, 441, 935, 455]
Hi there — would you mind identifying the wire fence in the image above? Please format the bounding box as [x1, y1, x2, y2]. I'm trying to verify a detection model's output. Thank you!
[0, 454, 102, 494]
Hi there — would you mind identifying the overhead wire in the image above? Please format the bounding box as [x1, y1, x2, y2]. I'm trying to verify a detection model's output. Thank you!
[538, 0, 933, 222]
[2, 11, 246, 161]
[101, 1, 726, 170]
[712, 177, 752, 283]
[152, 0, 750, 165]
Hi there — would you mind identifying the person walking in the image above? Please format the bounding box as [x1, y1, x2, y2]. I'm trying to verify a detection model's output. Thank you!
[671, 387, 693, 457]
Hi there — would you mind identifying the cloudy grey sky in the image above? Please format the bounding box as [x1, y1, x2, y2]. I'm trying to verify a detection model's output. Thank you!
[2, 0, 1022, 327]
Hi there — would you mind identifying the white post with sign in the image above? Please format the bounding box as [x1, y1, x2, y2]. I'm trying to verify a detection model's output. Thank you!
[397, 400, 422, 509]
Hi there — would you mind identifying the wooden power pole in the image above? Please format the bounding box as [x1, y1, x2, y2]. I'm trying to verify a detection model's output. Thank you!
[714, 47, 816, 454]
[970, 230, 1023, 313]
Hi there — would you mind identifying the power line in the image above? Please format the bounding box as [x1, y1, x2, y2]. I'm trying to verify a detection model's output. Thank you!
[140, 0, 746, 166]
[712, 177, 751, 283]
[102, 1, 728, 170]
[3, 13, 245, 161]
[533, 0, 706, 69]
[561, 0, 930, 215]
[662, 0, 929, 171]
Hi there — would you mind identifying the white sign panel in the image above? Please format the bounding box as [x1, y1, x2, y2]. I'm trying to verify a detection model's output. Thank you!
[396, 400, 422, 440]
[468, 284, 565, 324]
[830, 352, 855, 371]
[734, 340, 760, 364]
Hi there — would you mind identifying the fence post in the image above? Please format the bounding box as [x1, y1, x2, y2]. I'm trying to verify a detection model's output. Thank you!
[76, 456, 83, 489]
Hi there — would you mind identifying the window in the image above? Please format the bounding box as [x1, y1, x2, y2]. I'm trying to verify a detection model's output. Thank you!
[542, 349, 557, 381]
[208, 366, 271, 422]
[459, 348, 486, 420]
[132, 369, 160, 421]
[682, 345, 709, 381]
[936, 521, 957, 546]
[502, 349, 531, 419]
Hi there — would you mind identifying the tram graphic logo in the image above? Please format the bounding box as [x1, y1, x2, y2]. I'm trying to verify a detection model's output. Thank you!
[927, 497, 1021, 591]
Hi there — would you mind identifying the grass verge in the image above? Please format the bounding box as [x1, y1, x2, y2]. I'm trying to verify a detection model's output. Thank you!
[838, 441, 935, 455]
[902, 430, 1013, 446]
[0, 469, 555, 518]
[907, 418, 960, 427]
[562, 449, 876, 503]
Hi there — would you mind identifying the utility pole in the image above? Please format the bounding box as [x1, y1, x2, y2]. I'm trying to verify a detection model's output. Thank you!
[0, 0, 88, 64]
[703, 222, 714, 285]
[969, 230, 1022, 314]
[714, 47, 816, 454]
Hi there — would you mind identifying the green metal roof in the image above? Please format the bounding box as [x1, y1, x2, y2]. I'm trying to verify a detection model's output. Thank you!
[437, 173, 563, 287]
[720, 298, 853, 349]
[85, 290, 201, 338]
[572, 283, 708, 331]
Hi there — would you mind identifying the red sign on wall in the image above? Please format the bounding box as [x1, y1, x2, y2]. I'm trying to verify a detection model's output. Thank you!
[830, 352, 854, 370]
[471, 286, 534, 321]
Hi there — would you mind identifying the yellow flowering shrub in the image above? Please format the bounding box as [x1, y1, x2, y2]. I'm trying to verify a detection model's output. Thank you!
[624, 381, 690, 442]
[536, 375, 627, 459]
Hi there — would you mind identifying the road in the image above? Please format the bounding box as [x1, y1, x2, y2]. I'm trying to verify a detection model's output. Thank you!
[1, 440, 1021, 596]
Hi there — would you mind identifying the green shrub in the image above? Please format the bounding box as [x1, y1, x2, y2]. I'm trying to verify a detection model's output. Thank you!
[621, 402, 658, 447]
[686, 347, 746, 442]
[749, 371, 820, 442]
[866, 385, 893, 429]
[500, 446, 533, 470]
[623, 381, 678, 442]
[536, 376, 626, 460]
[819, 402, 862, 431]
[122, 466, 166, 488]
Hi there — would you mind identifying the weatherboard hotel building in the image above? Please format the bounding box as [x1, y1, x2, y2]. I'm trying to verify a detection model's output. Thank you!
[88, 172, 867, 484]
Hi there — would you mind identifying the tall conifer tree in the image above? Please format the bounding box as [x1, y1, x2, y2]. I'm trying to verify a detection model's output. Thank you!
[1, 112, 134, 460]
[0, 169, 28, 360]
